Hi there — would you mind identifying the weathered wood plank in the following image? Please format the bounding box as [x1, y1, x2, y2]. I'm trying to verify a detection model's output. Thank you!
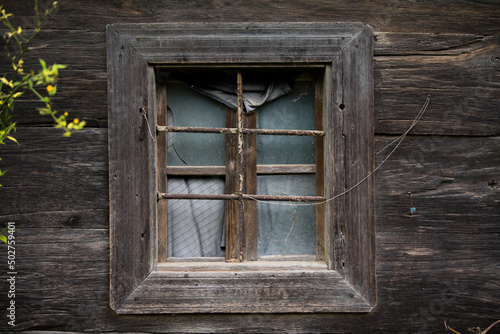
[107, 24, 155, 311]
[3, 0, 500, 34]
[374, 32, 494, 56]
[0, 0, 498, 331]
[336, 25, 376, 307]
[0, 221, 498, 332]
[156, 82, 168, 263]
[375, 136, 500, 233]
[225, 107, 239, 262]
[375, 38, 500, 136]
[0, 128, 108, 228]
[1, 30, 498, 135]
[9, 134, 500, 325]
[113, 22, 362, 64]
[244, 110, 258, 261]
[121, 271, 371, 314]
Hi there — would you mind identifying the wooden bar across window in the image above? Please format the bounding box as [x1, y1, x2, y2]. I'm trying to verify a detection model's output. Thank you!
[157, 192, 325, 202]
[157, 125, 324, 137]
[165, 164, 316, 175]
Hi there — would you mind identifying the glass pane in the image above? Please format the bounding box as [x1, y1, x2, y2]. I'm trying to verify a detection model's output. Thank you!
[257, 81, 316, 165]
[167, 177, 226, 258]
[167, 82, 226, 166]
[257, 174, 316, 257]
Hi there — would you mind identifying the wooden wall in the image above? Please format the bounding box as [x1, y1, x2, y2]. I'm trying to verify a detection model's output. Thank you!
[0, 0, 499, 332]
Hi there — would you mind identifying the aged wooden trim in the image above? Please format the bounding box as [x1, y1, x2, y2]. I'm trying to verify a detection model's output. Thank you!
[156, 81, 168, 263]
[157, 260, 328, 272]
[118, 271, 372, 314]
[244, 106, 258, 261]
[225, 106, 239, 262]
[113, 22, 365, 64]
[257, 164, 316, 174]
[165, 164, 316, 175]
[166, 166, 226, 175]
[107, 24, 156, 311]
[108, 22, 375, 314]
[315, 78, 326, 262]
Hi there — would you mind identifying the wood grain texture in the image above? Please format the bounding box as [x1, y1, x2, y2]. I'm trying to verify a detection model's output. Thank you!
[330, 26, 376, 306]
[156, 82, 168, 263]
[0, 0, 499, 331]
[1, 30, 497, 135]
[104, 22, 375, 314]
[107, 25, 155, 311]
[4, 0, 500, 34]
[0, 135, 498, 331]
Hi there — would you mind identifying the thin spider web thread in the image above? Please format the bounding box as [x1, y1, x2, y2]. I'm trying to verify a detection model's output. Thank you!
[247, 95, 431, 207]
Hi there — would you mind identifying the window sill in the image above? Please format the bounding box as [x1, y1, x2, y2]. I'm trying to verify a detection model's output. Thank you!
[119, 268, 371, 314]
[157, 260, 329, 272]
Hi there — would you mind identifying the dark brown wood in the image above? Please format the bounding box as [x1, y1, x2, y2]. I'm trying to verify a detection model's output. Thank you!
[7, 0, 500, 36]
[244, 111, 258, 261]
[0, 129, 499, 331]
[225, 107, 239, 262]
[156, 82, 168, 263]
[3, 30, 498, 136]
[1, 0, 499, 331]
[315, 79, 325, 262]
[236, 71, 246, 262]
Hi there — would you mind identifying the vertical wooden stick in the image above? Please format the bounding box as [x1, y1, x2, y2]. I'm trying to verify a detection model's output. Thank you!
[236, 71, 246, 262]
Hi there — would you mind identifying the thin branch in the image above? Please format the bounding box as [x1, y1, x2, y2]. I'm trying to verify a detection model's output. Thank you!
[481, 319, 500, 334]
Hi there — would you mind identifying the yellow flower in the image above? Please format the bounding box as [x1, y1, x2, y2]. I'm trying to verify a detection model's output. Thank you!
[64, 112, 68, 117]
[46, 85, 54, 93]
[73, 118, 79, 124]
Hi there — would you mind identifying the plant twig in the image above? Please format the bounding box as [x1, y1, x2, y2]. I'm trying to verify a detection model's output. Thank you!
[481, 319, 500, 334]
[445, 321, 463, 334]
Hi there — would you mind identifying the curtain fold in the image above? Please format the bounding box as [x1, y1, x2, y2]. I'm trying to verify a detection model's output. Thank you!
[171, 72, 295, 113]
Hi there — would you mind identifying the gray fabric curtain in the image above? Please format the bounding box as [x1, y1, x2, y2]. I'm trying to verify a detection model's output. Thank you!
[167, 177, 226, 258]
[165, 73, 317, 258]
[171, 72, 295, 113]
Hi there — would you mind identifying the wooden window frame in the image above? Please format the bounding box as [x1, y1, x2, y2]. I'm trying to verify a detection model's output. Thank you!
[107, 22, 376, 313]
[158, 68, 325, 262]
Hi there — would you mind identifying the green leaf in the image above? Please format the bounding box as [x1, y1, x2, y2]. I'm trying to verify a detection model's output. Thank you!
[0, 235, 6, 244]
[39, 58, 47, 69]
[1, 77, 13, 88]
[7, 136, 18, 144]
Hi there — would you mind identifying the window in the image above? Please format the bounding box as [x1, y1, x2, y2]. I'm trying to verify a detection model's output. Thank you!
[107, 22, 376, 313]
[158, 68, 324, 263]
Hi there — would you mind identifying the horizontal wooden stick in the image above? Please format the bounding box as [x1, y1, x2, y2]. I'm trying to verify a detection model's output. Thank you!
[165, 164, 316, 175]
[157, 125, 324, 136]
[157, 192, 325, 202]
